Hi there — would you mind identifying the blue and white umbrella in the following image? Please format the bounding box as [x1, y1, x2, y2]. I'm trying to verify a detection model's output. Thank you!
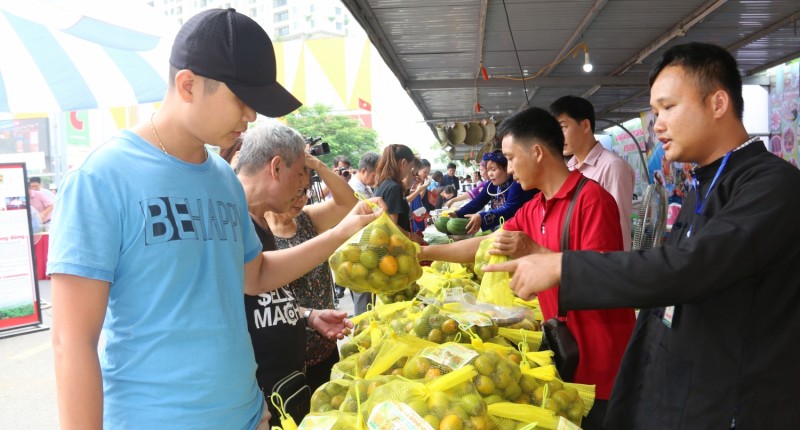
[0, 0, 175, 113]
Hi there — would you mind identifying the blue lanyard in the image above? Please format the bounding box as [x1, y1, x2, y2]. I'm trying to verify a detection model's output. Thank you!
[687, 150, 731, 237]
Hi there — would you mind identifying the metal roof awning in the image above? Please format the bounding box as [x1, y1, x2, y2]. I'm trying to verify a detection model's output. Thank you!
[343, 0, 800, 148]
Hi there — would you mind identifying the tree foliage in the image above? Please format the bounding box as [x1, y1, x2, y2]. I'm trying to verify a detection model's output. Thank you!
[285, 104, 380, 167]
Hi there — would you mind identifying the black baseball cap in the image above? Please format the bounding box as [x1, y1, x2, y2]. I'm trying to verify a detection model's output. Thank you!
[170, 8, 301, 117]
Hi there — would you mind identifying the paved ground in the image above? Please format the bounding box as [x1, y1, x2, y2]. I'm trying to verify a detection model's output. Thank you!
[0, 279, 58, 429]
[0, 280, 354, 429]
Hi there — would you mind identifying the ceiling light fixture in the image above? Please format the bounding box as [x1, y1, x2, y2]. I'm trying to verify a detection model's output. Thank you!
[583, 46, 593, 73]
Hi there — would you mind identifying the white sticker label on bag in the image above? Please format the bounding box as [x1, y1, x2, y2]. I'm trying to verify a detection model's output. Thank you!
[367, 401, 435, 430]
[419, 344, 479, 370]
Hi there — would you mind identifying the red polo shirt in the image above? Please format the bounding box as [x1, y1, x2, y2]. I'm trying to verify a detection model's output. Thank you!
[505, 171, 635, 399]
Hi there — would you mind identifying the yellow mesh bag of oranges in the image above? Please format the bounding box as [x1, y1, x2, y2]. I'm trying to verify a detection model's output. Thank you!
[407, 303, 498, 345]
[349, 300, 415, 337]
[516, 364, 595, 427]
[487, 402, 561, 430]
[497, 326, 544, 353]
[417, 263, 480, 300]
[338, 321, 384, 360]
[339, 375, 396, 416]
[310, 379, 353, 413]
[365, 333, 437, 379]
[329, 212, 423, 294]
[474, 228, 516, 307]
[363, 364, 490, 430]
[331, 344, 375, 380]
[376, 282, 420, 305]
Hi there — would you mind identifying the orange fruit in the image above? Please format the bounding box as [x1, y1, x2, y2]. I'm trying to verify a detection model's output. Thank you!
[427, 328, 444, 343]
[378, 255, 399, 276]
[469, 416, 488, 430]
[389, 234, 406, 252]
[474, 375, 495, 396]
[367, 269, 388, 286]
[427, 391, 450, 416]
[351, 262, 368, 279]
[441, 319, 459, 335]
[396, 254, 413, 274]
[330, 394, 344, 409]
[341, 244, 361, 263]
[360, 249, 379, 269]
[439, 414, 463, 430]
[424, 367, 442, 382]
[368, 227, 390, 246]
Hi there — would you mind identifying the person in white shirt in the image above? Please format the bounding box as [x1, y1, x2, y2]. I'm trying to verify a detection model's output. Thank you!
[348, 152, 379, 198]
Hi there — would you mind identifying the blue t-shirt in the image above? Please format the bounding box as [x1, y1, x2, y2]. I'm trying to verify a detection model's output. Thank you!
[47, 130, 264, 429]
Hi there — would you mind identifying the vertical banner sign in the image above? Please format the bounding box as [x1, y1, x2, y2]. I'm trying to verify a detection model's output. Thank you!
[0, 163, 43, 333]
[64, 110, 90, 147]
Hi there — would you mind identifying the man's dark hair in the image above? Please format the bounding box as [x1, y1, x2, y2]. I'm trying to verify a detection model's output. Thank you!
[29, 176, 42, 184]
[497, 107, 564, 157]
[649, 42, 744, 120]
[332, 155, 350, 169]
[431, 171, 444, 183]
[358, 151, 379, 172]
[446, 162, 457, 170]
[549, 95, 596, 133]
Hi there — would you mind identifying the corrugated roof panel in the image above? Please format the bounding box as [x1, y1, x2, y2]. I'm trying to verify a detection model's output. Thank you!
[343, 0, 800, 127]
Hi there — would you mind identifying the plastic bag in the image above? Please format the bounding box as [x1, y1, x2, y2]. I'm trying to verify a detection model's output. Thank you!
[329, 212, 423, 294]
[441, 299, 532, 328]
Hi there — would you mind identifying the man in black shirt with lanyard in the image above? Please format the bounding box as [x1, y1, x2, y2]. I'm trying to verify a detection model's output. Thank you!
[486, 43, 800, 428]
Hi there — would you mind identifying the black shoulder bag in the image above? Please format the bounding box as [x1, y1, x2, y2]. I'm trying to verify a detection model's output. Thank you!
[269, 370, 311, 423]
[540, 176, 588, 382]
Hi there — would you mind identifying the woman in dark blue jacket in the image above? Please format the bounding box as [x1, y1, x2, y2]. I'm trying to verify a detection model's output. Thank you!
[454, 151, 537, 233]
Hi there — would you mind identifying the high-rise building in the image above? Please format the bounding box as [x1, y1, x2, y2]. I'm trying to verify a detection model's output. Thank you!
[146, 0, 352, 40]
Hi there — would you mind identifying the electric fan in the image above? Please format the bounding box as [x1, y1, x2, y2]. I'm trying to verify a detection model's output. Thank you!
[632, 182, 668, 250]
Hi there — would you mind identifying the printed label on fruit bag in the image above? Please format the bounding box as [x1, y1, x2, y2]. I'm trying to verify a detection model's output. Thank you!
[298, 415, 338, 430]
[367, 401, 435, 430]
[420, 344, 479, 370]
[449, 311, 493, 327]
[557, 416, 582, 430]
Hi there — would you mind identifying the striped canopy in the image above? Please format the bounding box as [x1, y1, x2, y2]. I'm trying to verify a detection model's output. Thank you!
[0, 0, 174, 113]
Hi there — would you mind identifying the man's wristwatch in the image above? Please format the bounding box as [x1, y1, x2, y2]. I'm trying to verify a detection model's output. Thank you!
[303, 308, 314, 322]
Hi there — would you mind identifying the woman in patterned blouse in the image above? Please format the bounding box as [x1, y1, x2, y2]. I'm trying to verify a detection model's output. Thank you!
[263, 152, 359, 392]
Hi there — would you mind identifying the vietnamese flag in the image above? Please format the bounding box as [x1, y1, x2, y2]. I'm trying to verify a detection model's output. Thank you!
[358, 98, 372, 111]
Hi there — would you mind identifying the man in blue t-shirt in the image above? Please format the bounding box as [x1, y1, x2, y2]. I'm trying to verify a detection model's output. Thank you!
[48, 9, 379, 430]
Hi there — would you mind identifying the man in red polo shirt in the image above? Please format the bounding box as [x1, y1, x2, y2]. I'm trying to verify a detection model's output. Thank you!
[419, 106, 634, 430]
